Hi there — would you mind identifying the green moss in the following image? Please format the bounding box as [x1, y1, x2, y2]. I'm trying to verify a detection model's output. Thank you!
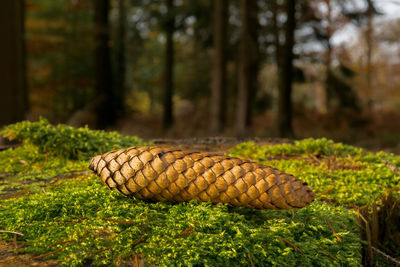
[230, 140, 400, 206]
[4, 122, 400, 265]
[231, 138, 364, 158]
[1, 118, 149, 160]
[0, 143, 87, 194]
[0, 176, 361, 266]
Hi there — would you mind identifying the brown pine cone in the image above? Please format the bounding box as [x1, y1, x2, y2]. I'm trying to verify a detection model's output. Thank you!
[89, 146, 314, 209]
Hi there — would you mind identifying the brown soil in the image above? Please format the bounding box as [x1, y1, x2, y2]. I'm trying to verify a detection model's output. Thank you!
[0, 241, 58, 267]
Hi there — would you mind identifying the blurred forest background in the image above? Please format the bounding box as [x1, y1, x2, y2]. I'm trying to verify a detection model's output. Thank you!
[1, 0, 400, 152]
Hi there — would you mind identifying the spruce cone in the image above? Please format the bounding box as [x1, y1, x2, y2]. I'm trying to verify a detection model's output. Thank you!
[89, 146, 314, 209]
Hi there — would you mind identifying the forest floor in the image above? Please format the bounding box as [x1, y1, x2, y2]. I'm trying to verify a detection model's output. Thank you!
[0, 138, 283, 266]
[0, 241, 58, 267]
[1, 114, 399, 266]
[0, 138, 252, 266]
[114, 109, 400, 155]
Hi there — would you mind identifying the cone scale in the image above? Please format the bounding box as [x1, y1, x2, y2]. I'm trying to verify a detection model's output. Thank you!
[89, 146, 314, 209]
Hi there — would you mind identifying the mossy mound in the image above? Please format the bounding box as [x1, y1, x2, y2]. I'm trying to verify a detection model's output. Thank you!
[230, 139, 400, 206]
[1, 120, 399, 266]
[1, 118, 148, 160]
[0, 180, 360, 266]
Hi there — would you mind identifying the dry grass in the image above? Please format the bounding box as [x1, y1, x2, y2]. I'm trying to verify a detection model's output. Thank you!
[356, 189, 400, 266]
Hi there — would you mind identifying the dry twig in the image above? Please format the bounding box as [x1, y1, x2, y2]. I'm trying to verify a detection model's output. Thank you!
[0, 230, 24, 236]
[357, 212, 373, 266]
[71, 215, 87, 222]
[248, 251, 255, 267]
[132, 234, 147, 247]
[390, 198, 400, 216]
[49, 170, 92, 184]
[32, 247, 64, 260]
[382, 159, 400, 175]
[319, 246, 338, 261]
[371, 246, 400, 265]
[177, 225, 195, 237]
[134, 254, 140, 267]
[102, 217, 136, 224]
[91, 246, 111, 255]
[13, 234, 18, 253]
[19, 160, 30, 173]
[280, 238, 302, 254]
[325, 217, 342, 242]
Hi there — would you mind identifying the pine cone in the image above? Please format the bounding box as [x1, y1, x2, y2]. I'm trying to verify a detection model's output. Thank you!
[89, 146, 314, 209]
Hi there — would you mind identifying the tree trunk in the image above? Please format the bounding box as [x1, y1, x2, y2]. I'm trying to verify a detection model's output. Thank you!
[0, 0, 27, 127]
[325, 41, 333, 110]
[116, 0, 127, 115]
[163, 0, 175, 130]
[94, 0, 114, 129]
[324, 0, 333, 111]
[235, 0, 259, 137]
[272, 1, 281, 68]
[277, 0, 295, 137]
[245, 1, 259, 127]
[210, 0, 228, 135]
[365, 9, 373, 108]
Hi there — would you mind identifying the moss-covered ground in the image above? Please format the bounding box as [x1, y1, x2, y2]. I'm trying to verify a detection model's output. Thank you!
[0, 119, 399, 266]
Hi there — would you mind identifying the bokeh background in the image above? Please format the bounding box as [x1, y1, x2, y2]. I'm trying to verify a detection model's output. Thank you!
[1, 0, 400, 152]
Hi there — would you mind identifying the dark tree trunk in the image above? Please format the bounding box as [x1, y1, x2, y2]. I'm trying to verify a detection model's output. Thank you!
[325, 41, 333, 109]
[210, 0, 228, 135]
[235, 0, 259, 137]
[272, 1, 281, 68]
[277, 0, 295, 137]
[94, 0, 114, 129]
[235, 0, 248, 137]
[0, 0, 27, 127]
[163, 0, 175, 130]
[324, 0, 333, 110]
[116, 0, 127, 115]
[245, 1, 259, 127]
[365, 8, 373, 108]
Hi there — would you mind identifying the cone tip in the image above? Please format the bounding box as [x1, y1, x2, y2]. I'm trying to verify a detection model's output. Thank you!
[89, 155, 101, 172]
[306, 189, 315, 204]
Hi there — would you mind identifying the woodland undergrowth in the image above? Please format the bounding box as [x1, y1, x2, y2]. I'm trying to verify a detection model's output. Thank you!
[0, 119, 399, 266]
